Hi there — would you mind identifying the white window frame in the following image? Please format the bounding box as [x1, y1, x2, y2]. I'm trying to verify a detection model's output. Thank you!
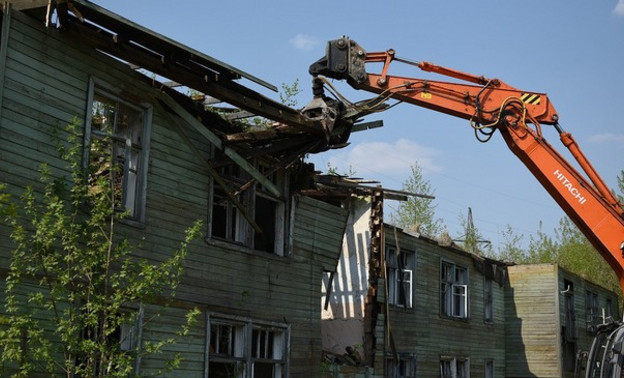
[440, 261, 469, 319]
[84, 77, 151, 225]
[207, 160, 289, 256]
[386, 247, 415, 309]
[207, 314, 289, 378]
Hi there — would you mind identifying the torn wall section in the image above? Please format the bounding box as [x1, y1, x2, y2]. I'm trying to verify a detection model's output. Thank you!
[321, 198, 372, 357]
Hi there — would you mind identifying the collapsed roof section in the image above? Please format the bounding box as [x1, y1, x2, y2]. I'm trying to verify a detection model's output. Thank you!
[15, 0, 355, 175]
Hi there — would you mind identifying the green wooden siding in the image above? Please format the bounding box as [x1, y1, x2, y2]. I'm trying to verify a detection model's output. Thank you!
[0, 8, 349, 377]
[505, 264, 560, 377]
[380, 229, 507, 377]
[292, 195, 349, 272]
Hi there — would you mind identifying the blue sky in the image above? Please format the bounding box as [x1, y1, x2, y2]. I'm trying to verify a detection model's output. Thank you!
[96, 0, 624, 251]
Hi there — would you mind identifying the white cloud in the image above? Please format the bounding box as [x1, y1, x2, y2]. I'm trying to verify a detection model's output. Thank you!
[614, 0, 624, 16]
[326, 138, 442, 177]
[588, 133, 624, 146]
[289, 34, 320, 51]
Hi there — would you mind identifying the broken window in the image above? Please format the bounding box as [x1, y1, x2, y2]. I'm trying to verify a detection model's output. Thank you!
[86, 82, 150, 223]
[386, 353, 416, 377]
[251, 327, 286, 377]
[209, 321, 246, 377]
[75, 307, 142, 376]
[386, 247, 415, 309]
[484, 277, 493, 323]
[208, 160, 288, 255]
[440, 261, 468, 318]
[440, 356, 469, 378]
[208, 316, 288, 378]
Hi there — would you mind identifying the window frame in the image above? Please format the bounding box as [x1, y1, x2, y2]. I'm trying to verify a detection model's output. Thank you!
[483, 277, 494, 323]
[440, 356, 470, 378]
[485, 360, 494, 378]
[606, 298, 614, 320]
[207, 313, 290, 378]
[440, 260, 469, 319]
[207, 159, 290, 256]
[386, 247, 415, 309]
[84, 77, 152, 226]
[386, 352, 417, 378]
[585, 289, 599, 329]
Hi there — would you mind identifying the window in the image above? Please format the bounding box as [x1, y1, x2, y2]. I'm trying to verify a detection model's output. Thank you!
[440, 261, 468, 318]
[208, 316, 288, 378]
[485, 360, 494, 378]
[386, 247, 415, 308]
[209, 321, 246, 377]
[76, 308, 142, 376]
[386, 353, 416, 377]
[585, 290, 599, 329]
[440, 357, 469, 378]
[251, 327, 285, 377]
[606, 298, 614, 320]
[86, 81, 151, 223]
[563, 280, 576, 341]
[209, 161, 288, 255]
[484, 278, 493, 322]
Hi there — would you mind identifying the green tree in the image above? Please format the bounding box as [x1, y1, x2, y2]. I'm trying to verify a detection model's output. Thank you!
[0, 119, 202, 377]
[496, 225, 527, 263]
[392, 162, 444, 238]
[617, 170, 624, 203]
[555, 217, 620, 296]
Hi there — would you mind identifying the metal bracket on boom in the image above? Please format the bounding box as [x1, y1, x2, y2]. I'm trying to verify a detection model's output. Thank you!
[309, 36, 368, 85]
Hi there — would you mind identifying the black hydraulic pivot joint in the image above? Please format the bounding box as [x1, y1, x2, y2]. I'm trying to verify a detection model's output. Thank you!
[309, 37, 368, 85]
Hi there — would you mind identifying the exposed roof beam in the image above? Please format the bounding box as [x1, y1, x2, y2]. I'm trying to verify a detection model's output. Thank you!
[157, 92, 282, 198]
[69, 0, 274, 90]
[61, 14, 322, 135]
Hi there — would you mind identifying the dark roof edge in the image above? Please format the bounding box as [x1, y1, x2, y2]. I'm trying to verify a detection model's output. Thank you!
[72, 0, 277, 92]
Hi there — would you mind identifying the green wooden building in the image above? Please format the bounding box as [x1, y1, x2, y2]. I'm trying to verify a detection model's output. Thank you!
[323, 198, 620, 378]
[0, 1, 350, 376]
[322, 198, 508, 377]
[505, 264, 619, 378]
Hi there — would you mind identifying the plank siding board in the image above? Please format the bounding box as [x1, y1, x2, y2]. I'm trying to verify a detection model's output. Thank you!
[293, 196, 348, 271]
[506, 264, 560, 377]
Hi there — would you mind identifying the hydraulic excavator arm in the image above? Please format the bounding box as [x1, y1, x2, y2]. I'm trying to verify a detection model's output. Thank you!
[304, 36, 624, 377]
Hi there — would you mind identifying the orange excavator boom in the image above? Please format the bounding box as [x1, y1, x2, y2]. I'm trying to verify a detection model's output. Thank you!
[307, 37, 624, 291]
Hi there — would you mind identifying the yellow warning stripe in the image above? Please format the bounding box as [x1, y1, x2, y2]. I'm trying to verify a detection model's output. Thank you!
[521, 93, 541, 105]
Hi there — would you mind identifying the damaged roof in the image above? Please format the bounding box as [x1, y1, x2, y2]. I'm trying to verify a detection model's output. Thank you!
[13, 0, 340, 167]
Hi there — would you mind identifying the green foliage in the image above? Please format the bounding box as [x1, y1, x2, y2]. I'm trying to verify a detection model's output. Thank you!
[239, 79, 302, 132]
[0, 118, 203, 377]
[554, 218, 620, 296]
[325, 162, 356, 177]
[618, 170, 624, 204]
[392, 163, 444, 238]
[494, 218, 620, 297]
[279, 79, 301, 108]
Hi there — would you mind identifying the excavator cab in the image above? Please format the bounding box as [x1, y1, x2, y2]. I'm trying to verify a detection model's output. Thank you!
[579, 321, 624, 378]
